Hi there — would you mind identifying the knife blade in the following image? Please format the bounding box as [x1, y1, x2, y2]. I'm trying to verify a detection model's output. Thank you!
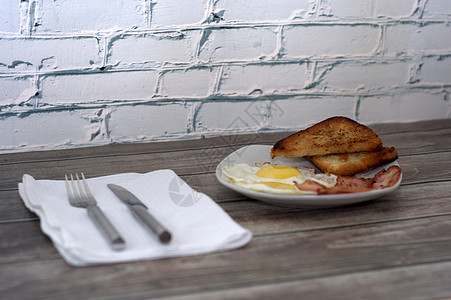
[107, 184, 172, 243]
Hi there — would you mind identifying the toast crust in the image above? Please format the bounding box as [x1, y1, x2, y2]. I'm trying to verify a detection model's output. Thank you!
[271, 117, 382, 158]
[309, 146, 399, 176]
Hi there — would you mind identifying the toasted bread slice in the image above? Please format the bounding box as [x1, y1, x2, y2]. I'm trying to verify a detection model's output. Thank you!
[309, 146, 399, 176]
[270, 116, 382, 158]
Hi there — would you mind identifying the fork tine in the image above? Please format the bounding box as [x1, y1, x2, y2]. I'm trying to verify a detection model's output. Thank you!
[64, 172, 126, 250]
[65, 174, 74, 201]
[70, 174, 80, 199]
[75, 173, 86, 198]
[81, 173, 93, 197]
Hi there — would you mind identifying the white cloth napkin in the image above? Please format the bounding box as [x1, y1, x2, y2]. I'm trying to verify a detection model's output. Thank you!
[18, 170, 252, 266]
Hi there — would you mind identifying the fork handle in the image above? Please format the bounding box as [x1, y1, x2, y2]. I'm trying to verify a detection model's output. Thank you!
[87, 205, 126, 251]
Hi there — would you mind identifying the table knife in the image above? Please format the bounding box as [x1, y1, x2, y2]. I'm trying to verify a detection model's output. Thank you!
[107, 184, 172, 243]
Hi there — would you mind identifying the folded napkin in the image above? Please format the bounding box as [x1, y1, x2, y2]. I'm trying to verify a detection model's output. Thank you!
[18, 170, 252, 266]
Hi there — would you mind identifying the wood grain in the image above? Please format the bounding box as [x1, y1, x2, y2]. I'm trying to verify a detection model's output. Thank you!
[0, 135, 450, 191]
[1, 215, 451, 299]
[0, 119, 450, 299]
[163, 261, 451, 300]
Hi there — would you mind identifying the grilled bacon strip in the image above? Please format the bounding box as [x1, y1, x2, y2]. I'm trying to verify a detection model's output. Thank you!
[372, 165, 402, 189]
[295, 166, 401, 194]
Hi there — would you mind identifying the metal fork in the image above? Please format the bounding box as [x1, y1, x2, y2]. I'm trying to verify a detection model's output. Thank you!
[65, 173, 125, 251]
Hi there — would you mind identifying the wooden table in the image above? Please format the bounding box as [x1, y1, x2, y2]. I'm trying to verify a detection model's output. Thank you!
[1, 119, 451, 299]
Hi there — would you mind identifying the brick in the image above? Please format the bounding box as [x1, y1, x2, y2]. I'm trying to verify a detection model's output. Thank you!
[159, 68, 213, 98]
[385, 23, 451, 55]
[0, 77, 32, 105]
[151, 0, 208, 27]
[327, 0, 416, 18]
[0, 110, 99, 150]
[421, 56, 451, 84]
[107, 104, 188, 141]
[40, 71, 158, 104]
[197, 28, 277, 62]
[0, 1, 20, 32]
[317, 61, 409, 91]
[0, 37, 101, 71]
[196, 101, 267, 132]
[423, 0, 451, 17]
[108, 32, 196, 67]
[375, 0, 417, 17]
[219, 63, 307, 95]
[35, 0, 146, 32]
[358, 91, 450, 123]
[1, 0, 451, 154]
[283, 25, 380, 57]
[216, 0, 312, 21]
[268, 96, 356, 128]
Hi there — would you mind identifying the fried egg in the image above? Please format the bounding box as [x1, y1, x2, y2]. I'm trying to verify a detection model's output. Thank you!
[221, 163, 337, 195]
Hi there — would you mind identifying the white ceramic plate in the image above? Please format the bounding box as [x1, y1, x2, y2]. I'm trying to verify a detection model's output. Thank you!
[216, 145, 402, 208]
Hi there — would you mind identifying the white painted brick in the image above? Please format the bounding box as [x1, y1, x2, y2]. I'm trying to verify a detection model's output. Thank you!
[358, 96, 399, 123]
[108, 32, 196, 67]
[327, 0, 416, 18]
[40, 71, 158, 104]
[151, 0, 208, 27]
[197, 28, 277, 62]
[375, 0, 417, 17]
[219, 63, 307, 95]
[196, 101, 265, 132]
[36, 0, 146, 32]
[423, 0, 451, 17]
[268, 96, 356, 129]
[0, 1, 20, 32]
[385, 23, 451, 55]
[216, 0, 313, 21]
[1, 0, 451, 154]
[283, 25, 380, 57]
[358, 91, 450, 123]
[108, 104, 188, 141]
[421, 56, 451, 84]
[0, 38, 101, 71]
[318, 61, 410, 91]
[159, 68, 213, 98]
[0, 110, 99, 151]
[0, 77, 32, 104]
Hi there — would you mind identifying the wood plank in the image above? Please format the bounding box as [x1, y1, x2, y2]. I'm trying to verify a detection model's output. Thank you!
[382, 126, 451, 155]
[0, 119, 449, 165]
[0, 119, 449, 191]
[2, 180, 451, 262]
[163, 261, 451, 300]
[1, 215, 451, 299]
[0, 161, 451, 231]
[0, 132, 279, 164]
[0, 220, 57, 264]
[0, 125, 446, 172]
[0, 190, 38, 221]
[225, 181, 451, 235]
[397, 151, 451, 185]
[369, 118, 451, 134]
[0, 119, 450, 299]
[0, 146, 449, 190]
[0, 154, 451, 231]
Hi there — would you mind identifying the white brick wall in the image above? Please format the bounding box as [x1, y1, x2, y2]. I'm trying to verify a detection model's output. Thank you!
[284, 25, 380, 57]
[0, 0, 450, 153]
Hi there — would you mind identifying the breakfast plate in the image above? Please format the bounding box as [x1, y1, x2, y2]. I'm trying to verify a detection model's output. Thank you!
[215, 145, 402, 208]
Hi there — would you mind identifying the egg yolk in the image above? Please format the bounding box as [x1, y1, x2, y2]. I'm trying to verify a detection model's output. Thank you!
[256, 165, 301, 179]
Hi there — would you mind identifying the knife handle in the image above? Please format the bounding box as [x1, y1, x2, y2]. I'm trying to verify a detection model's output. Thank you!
[130, 205, 172, 243]
[87, 205, 126, 251]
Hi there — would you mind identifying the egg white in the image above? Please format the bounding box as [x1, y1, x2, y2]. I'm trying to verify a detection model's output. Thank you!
[221, 163, 337, 195]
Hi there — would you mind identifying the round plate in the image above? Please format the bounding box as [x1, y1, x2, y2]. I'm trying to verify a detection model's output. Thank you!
[216, 145, 402, 208]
